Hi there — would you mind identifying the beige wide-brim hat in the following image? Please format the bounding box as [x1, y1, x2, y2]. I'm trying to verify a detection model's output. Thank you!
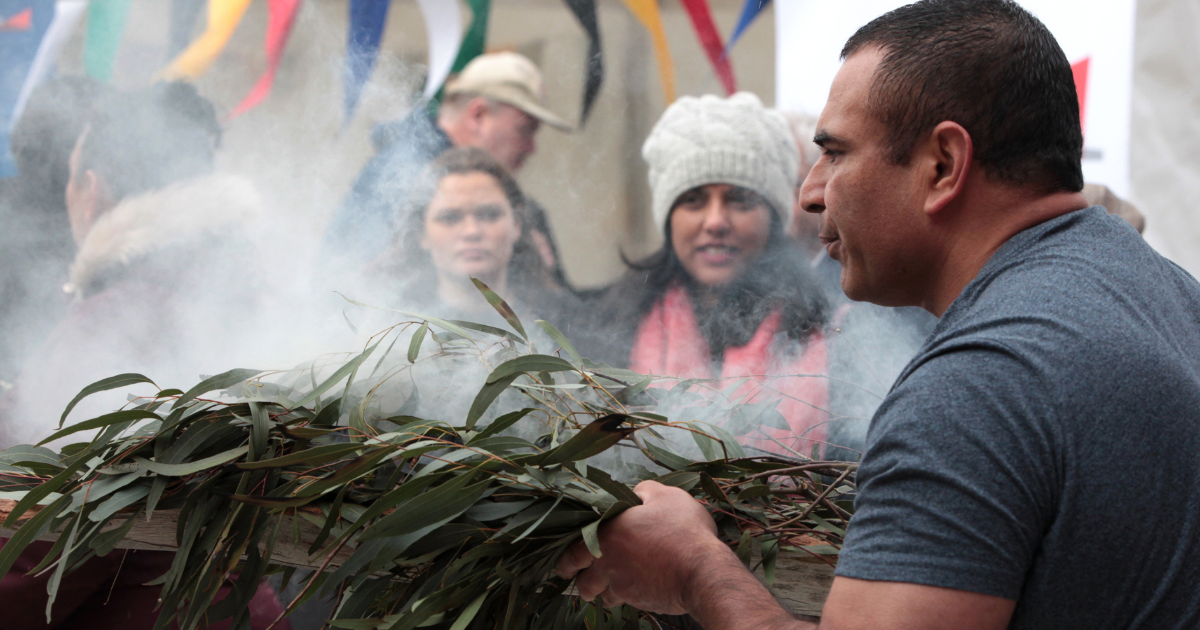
[444, 52, 573, 132]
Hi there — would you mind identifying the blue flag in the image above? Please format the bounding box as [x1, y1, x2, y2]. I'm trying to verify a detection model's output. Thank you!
[721, 0, 770, 60]
[344, 0, 390, 124]
[0, 0, 53, 178]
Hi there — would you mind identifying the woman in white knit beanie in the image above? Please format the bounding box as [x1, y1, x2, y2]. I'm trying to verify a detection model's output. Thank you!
[589, 92, 834, 456]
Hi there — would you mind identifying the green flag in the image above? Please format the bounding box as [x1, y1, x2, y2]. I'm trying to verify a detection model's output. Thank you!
[429, 0, 489, 111]
[84, 0, 131, 81]
[451, 0, 490, 73]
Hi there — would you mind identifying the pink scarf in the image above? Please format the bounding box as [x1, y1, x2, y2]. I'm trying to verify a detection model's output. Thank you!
[629, 283, 829, 457]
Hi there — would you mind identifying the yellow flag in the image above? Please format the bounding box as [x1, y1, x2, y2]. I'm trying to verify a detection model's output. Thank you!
[160, 0, 255, 80]
[621, 0, 676, 103]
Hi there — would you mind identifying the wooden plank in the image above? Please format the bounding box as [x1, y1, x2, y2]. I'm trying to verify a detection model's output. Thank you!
[0, 498, 833, 614]
[0, 498, 356, 568]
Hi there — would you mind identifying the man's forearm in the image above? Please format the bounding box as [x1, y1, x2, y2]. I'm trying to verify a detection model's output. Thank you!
[681, 538, 818, 630]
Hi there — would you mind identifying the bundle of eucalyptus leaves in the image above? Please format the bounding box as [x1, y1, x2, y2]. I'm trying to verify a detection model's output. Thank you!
[0, 282, 855, 630]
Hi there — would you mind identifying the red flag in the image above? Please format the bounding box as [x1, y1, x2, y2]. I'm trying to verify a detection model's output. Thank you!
[230, 0, 302, 118]
[0, 7, 32, 30]
[1071, 56, 1090, 135]
[679, 0, 735, 95]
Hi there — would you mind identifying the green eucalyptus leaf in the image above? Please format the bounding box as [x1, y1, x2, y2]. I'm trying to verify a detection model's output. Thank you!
[541, 415, 636, 465]
[295, 341, 380, 409]
[486, 355, 577, 385]
[448, 319, 526, 345]
[470, 278, 527, 341]
[584, 467, 642, 507]
[37, 409, 160, 446]
[448, 592, 488, 630]
[235, 442, 363, 470]
[90, 509, 141, 556]
[88, 485, 150, 522]
[249, 402, 271, 462]
[465, 373, 521, 430]
[359, 474, 490, 542]
[407, 322, 429, 363]
[134, 445, 248, 476]
[3, 456, 89, 527]
[534, 320, 583, 365]
[59, 373, 156, 428]
[171, 368, 263, 409]
[581, 519, 602, 558]
[0, 494, 71, 578]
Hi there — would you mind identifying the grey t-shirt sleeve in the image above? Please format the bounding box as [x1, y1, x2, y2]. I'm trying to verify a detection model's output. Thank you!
[835, 343, 1061, 600]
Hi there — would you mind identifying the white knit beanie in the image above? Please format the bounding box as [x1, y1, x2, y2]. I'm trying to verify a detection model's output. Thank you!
[642, 92, 799, 235]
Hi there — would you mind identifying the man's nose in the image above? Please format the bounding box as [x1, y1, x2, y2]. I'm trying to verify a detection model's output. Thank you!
[799, 163, 826, 214]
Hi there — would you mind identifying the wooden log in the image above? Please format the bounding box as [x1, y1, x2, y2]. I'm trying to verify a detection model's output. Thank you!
[0, 498, 356, 569]
[0, 498, 834, 615]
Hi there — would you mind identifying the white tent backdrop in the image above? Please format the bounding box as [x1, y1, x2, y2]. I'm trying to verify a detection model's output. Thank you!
[775, 0, 1200, 277]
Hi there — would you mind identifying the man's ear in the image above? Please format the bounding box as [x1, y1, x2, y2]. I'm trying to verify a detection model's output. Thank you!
[463, 97, 491, 134]
[922, 121, 973, 216]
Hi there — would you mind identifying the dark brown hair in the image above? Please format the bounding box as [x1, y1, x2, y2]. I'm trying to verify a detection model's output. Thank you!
[372, 147, 549, 298]
[841, 0, 1084, 193]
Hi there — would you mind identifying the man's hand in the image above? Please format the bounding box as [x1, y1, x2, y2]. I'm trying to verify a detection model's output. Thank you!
[556, 480, 804, 629]
[555, 480, 722, 612]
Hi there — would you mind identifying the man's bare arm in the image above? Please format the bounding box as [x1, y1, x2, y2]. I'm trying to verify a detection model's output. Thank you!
[556, 481, 1015, 630]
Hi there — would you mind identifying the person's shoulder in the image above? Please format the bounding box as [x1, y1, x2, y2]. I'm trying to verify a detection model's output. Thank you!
[943, 208, 1180, 336]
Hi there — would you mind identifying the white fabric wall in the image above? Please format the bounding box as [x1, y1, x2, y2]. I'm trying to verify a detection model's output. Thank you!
[776, 0, 1200, 278]
[1131, 0, 1200, 277]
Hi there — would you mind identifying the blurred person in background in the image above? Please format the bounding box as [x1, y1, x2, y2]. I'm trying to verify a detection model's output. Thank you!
[588, 93, 834, 457]
[1083, 182, 1145, 233]
[0, 82, 289, 629]
[325, 52, 575, 290]
[365, 147, 583, 330]
[0, 77, 109, 391]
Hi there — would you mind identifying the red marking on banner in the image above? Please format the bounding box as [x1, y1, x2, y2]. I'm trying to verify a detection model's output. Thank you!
[1072, 56, 1090, 135]
[0, 8, 33, 31]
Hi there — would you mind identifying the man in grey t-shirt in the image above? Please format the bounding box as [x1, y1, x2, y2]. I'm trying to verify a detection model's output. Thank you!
[555, 1, 1200, 629]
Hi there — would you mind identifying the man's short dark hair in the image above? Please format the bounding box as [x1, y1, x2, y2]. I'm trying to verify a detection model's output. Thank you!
[841, 0, 1084, 193]
[79, 81, 221, 202]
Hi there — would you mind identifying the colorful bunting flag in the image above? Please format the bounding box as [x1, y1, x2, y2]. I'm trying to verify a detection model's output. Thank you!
[160, 0, 254, 80]
[13, 0, 87, 122]
[722, 0, 770, 59]
[680, 0, 735, 95]
[451, 0, 489, 74]
[343, 0, 389, 122]
[620, 0, 675, 103]
[0, 0, 52, 177]
[427, 0, 488, 110]
[230, 0, 302, 118]
[0, 6, 32, 30]
[84, 0, 132, 81]
[168, 0, 205, 59]
[415, 0, 461, 99]
[562, 0, 602, 125]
